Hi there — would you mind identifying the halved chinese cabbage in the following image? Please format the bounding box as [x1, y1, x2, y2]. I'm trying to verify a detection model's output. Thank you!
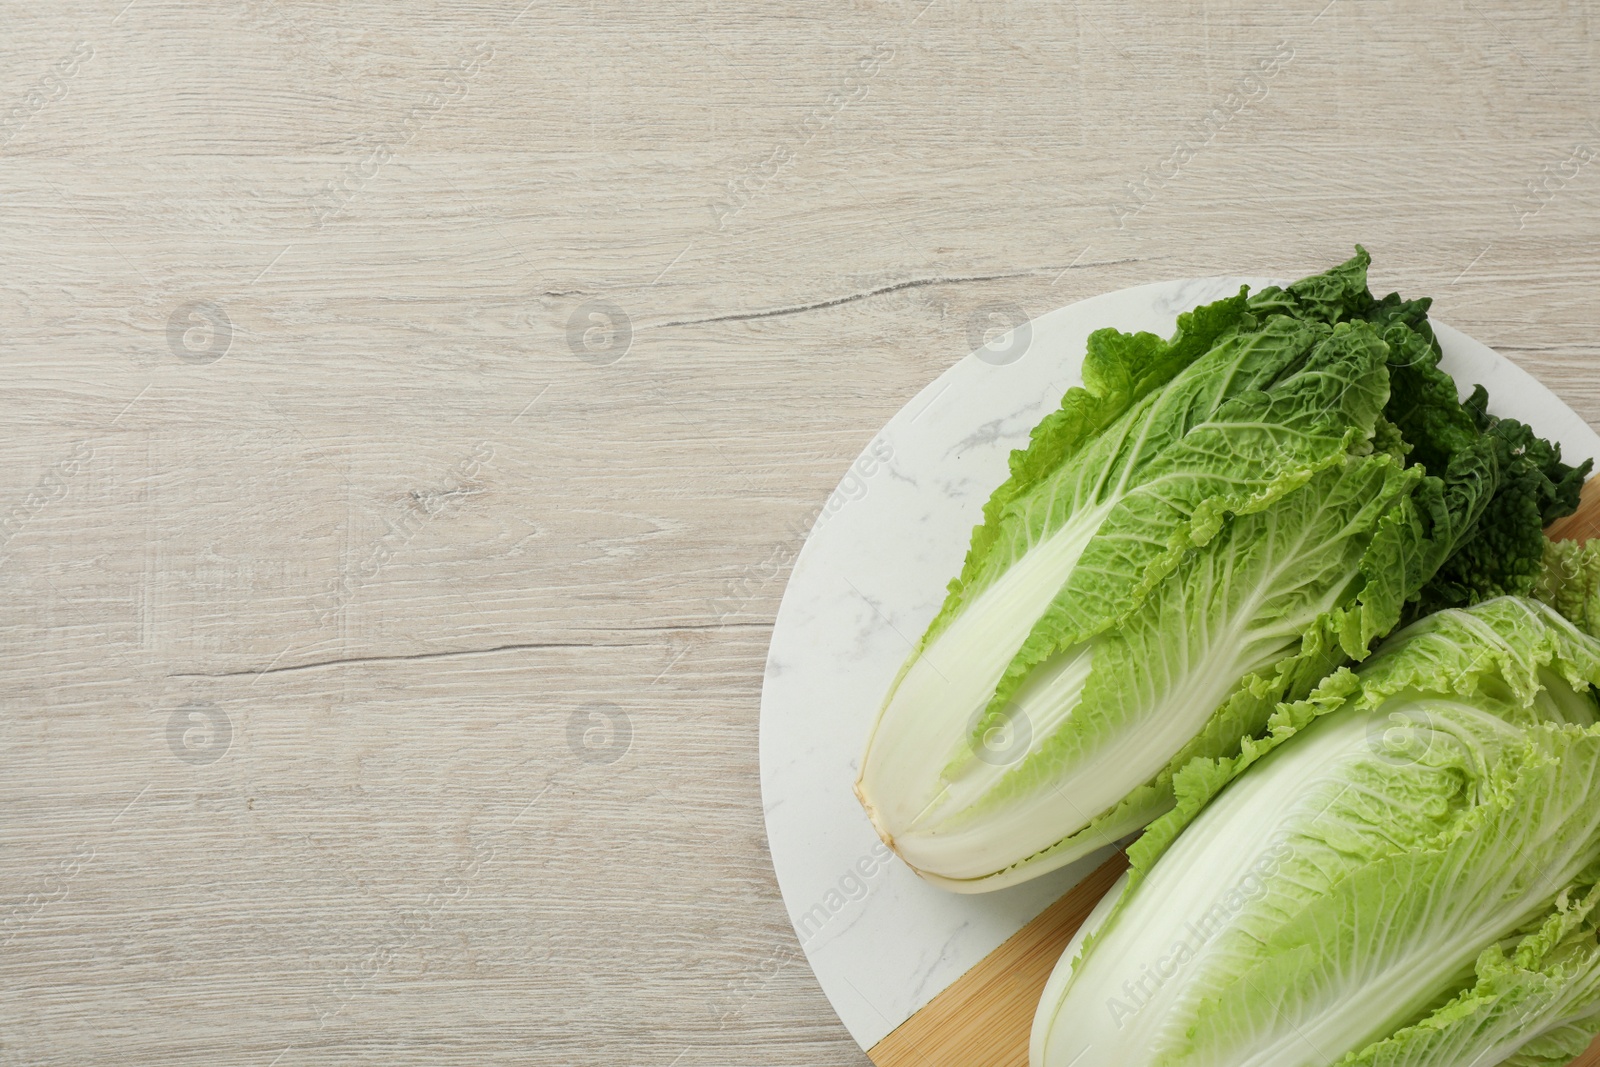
[856, 249, 1584, 891]
[1032, 596, 1600, 1067]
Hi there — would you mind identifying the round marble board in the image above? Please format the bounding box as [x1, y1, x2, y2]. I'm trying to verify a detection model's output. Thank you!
[758, 276, 1600, 1052]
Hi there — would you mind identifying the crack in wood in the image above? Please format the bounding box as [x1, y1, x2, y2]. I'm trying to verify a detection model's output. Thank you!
[653, 266, 1103, 328]
[169, 623, 773, 678]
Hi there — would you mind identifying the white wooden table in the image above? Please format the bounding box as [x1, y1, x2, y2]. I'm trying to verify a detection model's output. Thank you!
[3, 2, 1599, 1064]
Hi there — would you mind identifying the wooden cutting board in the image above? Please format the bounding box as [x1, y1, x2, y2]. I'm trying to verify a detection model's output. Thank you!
[869, 477, 1600, 1067]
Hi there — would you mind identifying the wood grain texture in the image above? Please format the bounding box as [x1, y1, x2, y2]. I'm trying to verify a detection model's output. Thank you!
[4, 1, 1600, 1064]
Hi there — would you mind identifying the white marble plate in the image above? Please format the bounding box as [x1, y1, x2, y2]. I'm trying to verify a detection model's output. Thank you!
[758, 276, 1600, 1052]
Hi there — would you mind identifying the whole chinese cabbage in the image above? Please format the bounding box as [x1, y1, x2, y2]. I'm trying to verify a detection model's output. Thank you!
[1031, 594, 1600, 1067]
[855, 249, 1587, 891]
